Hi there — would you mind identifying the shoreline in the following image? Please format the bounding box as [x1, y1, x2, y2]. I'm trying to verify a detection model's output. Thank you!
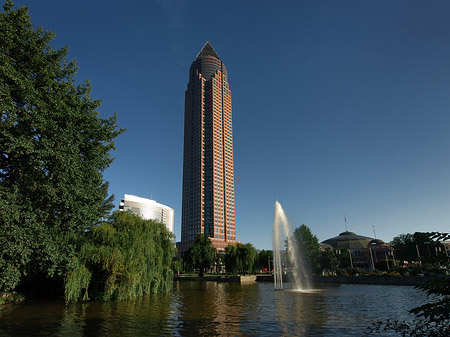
[174, 274, 447, 286]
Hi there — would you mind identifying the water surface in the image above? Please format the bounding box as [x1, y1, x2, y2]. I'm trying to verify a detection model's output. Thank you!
[0, 281, 426, 336]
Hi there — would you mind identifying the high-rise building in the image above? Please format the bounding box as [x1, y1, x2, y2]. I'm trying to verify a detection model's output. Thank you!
[119, 194, 174, 233]
[179, 42, 236, 252]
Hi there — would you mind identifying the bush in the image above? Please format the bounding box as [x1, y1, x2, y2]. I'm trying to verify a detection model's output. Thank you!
[374, 259, 395, 271]
[346, 267, 360, 276]
[388, 266, 408, 276]
[335, 268, 346, 276]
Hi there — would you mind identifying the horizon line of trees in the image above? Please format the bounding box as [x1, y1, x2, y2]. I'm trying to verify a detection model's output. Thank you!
[180, 234, 259, 276]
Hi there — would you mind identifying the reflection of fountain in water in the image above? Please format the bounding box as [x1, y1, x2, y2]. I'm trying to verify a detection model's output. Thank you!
[273, 201, 312, 291]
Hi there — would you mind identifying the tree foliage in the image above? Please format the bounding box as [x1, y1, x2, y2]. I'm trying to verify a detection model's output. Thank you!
[186, 234, 216, 277]
[241, 243, 257, 274]
[336, 248, 352, 269]
[258, 249, 273, 271]
[293, 224, 321, 273]
[374, 259, 395, 272]
[225, 243, 257, 275]
[224, 244, 239, 275]
[65, 211, 174, 303]
[0, 1, 123, 293]
[171, 258, 183, 276]
[320, 248, 339, 273]
[391, 233, 419, 263]
[391, 232, 444, 266]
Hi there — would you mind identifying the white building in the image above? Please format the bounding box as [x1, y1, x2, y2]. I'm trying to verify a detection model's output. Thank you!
[119, 194, 174, 233]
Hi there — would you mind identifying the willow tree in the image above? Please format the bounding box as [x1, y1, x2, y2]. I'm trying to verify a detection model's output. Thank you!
[0, 1, 123, 293]
[65, 211, 175, 303]
[225, 243, 257, 275]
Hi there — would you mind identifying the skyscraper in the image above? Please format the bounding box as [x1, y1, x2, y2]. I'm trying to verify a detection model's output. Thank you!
[179, 42, 236, 252]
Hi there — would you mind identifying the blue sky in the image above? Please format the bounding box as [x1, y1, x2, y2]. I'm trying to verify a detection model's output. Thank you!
[14, 0, 450, 249]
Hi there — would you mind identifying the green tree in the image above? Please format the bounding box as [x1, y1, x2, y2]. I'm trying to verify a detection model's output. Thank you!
[258, 249, 273, 272]
[0, 1, 123, 294]
[320, 248, 339, 274]
[225, 244, 239, 275]
[391, 232, 444, 267]
[171, 258, 183, 277]
[186, 234, 216, 277]
[225, 243, 257, 275]
[65, 211, 174, 303]
[336, 248, 352, 269]
[240, 243, 257, 274]
[391, 233, 418, 264]
[293, 224, 321, 273]
[213, 251, 224, 274]
[374, 259, 395, 272]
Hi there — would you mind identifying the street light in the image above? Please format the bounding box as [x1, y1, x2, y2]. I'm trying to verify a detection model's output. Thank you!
[348, 249, 353, 269]
[424, 242, 431, 257]
[369, 247, 375, 271]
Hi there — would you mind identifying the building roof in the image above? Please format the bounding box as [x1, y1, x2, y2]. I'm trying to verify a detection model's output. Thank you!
[321, 231, 374, 250]
[368, 238, 385, 246]
[120, 194, 174, 212]
[196, 41, 220, 60]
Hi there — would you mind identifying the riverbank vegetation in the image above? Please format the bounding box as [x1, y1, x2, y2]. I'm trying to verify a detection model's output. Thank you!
[184, 234, 217, 277]
[224, 243, 258, 275]
[182, 235, 258, 276]
[65, 211, 174, 303]
[0, 1, 177, 304]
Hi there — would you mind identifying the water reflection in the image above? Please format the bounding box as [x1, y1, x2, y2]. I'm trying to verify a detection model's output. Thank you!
[0, 282, 426, 336]
[172, 281, 258, 336]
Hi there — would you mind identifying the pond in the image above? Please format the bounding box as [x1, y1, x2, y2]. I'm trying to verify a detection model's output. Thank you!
[0, 281, 426, 336]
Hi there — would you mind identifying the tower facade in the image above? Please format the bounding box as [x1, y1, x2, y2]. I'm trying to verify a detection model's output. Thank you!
[180, 42, 236, 252]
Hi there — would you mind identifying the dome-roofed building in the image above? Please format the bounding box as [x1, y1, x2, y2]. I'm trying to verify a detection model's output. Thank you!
[368, 238, 385, 246]
[321, 231, 394, 271]
[322, 231, 374, 250]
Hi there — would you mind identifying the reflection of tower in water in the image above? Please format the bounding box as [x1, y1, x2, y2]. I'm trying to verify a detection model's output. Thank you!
[174, 282, 254, 336]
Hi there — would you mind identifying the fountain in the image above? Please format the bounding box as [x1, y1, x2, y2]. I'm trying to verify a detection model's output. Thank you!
[273, 201, 312, 291]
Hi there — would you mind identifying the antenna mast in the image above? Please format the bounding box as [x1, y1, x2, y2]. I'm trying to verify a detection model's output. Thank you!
[343, 214, 348, 232]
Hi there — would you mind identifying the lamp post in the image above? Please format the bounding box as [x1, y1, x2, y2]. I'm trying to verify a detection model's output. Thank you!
[385, 252, 390, 270]
[424, 242, 431, 257]
[416, 244, 422, 266]
[348, 249, 353, 269]
[369, 247, 375, 271]
[391, 248, 397, 267]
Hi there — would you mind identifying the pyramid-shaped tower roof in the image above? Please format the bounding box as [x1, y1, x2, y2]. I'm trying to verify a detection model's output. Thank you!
[196, 41, 220, 60]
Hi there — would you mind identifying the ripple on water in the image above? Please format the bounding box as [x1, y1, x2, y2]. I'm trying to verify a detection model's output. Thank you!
[0, 282, 427, 337]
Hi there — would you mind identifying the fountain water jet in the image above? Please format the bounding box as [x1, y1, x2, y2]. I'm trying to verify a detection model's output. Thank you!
[273, 201, 312, 291]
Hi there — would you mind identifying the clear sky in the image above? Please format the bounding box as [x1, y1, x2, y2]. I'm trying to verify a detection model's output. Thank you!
[13, 0, 450, 249]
